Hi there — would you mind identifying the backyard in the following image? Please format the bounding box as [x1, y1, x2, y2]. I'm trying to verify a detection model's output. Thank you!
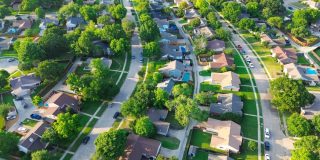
[154, 134, 180, 150]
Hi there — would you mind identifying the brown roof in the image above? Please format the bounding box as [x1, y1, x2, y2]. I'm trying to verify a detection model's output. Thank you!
[45, 92, 79, 111]
[211, 71, 240, 89]
[210, 53, 234, 69]
[12, 19, 32, 29]
[271, 46, 297, 64]
[207, 40, 225, 50]
[121, 134, 161, 160]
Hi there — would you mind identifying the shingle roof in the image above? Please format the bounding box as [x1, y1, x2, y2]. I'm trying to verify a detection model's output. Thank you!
[271, 46, 297, 64]
[157, 79, 175, 94]
[211, 71, 240, 89]
[147, 109, 170, 135]
[207, 39, 225, 50]
[159, 60, 185, 72]
[210, 93, 243, 115]
[210, 53, 233, 69]
[10, 73, 41, 90]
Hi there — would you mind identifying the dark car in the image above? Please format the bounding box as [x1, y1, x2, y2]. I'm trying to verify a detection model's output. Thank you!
[264, 141, 270, 151]
[30, 114, 42, 120]
[288, 7, 293, 10]
[15, 96, 24, 101]
[82, 136, 90, 144]
[113, 112, 120, 119]
[233, 30, 237, 34]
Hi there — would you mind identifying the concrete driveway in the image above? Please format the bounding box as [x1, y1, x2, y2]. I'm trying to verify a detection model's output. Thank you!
[0, 58, 18, 73]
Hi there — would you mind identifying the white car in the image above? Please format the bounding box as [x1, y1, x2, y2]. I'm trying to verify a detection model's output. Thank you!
[6, 115, 16, 121]
[265, 154, 270, 160]
[17, 127, 29, 133]
[249, 63, 254, 68]
[265, 128, 270, 139]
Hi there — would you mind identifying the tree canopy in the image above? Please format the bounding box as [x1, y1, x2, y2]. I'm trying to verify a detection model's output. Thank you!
[133, 116, 156, 137]
[31, 150, 56, 160]
[0, 131, 19, 156]
[287, 113, 312, 137]
[221, 1, 241, 23]
[36, 60, 64, 82]
[52, 112, 80, 139]
[109, 4, 127, 20]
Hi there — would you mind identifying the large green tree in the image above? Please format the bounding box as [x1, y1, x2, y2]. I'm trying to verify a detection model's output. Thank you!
[0, 70, 9, 88]
[0, 131, 19, 156]
[139, 17, 160, 42]
[80, 5, 98, 22]
[20, 0, 39, 11]
[94, 129, 128, 160]
[31, 150, 56, 160]
[143, 41, 160, 57]
[267, 16, 283, 29]
[109, 4, 127, 20]
[238, 18, 256, 31]
[221, 1, 241, 23]
[287, 113, 312, 137]
[52, 112, 80, 139]
[73, 31, 96, 56]
[246, 2, 260, 17]
[133, 116, 156, 137]
[99, 24, 126, 42]
[15, 39, 45, 70]
[35, 7, 45, 19]
[172, 83, 193, 98]
[294, 136, 320, 152]
[312, 115, 320, 133]
[110, 38, 130, 55]
[291, 148, 318, 160]
[36, 60, 64, 82]
[270, 77, 315, 112]
[0, 5, 10, 18]
[58, 2, 79, 20]
[154, 88, 169, 108]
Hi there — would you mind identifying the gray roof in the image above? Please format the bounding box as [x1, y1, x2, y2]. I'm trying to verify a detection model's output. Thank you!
[41, 18, 59, 26]
[207, 39, 225, 50]
[159, 60, 185, 72]
[157, 79, 175, 94]
[210, 93, 243, 115]
[67, 17, 85, 25]
[0, 37, 12, 49]
[147, 109, 170, 135]
[10, 73, 41, 90]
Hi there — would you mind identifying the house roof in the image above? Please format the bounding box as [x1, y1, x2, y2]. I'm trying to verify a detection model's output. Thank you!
[210, 53, 234, 69]
[208, 154, 234, 160]
[207, 39, 225, 51]
[210, 93, 243, 115]
[67, 17, 84, 25]
[284, 63, 320, 82]
[194, 26, 215, 38]
[201, 118, 242, 152]
[46, 92, 78, 107]
[154, 18, 169, 30]
[185, 9, 200, 19]
[147, 109, 170, 135]
[0, 37, 12, 49]
[40, 18, 59, 26]
[272, 46, 297, 64]
[19, 121, 50, 152]
[211, 71, 240, 89]
[10, 73, 41, 90]
[157, 79, 175, 94]
[159, 60, 185, 72]
[160, 42, 183, 59]
[121, 134, 161, 160]
[260, 34, 274, 43]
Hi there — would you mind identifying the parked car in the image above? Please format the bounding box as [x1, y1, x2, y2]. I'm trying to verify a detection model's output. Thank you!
[113, 112, 120, 119]
[132, 55, 136, 59]
[17, 127, 29, 133]
[15, 96, 24, 101]
[249, 63, 254, 68]
[139, 58, 143, 63]
[7, 58, 15, 62]
[264, 141, 270, 151]
[265, 128, 270, 139]
[30, 114, 42, 120]
[265, 154, 270, 160]
[6, 115, 16, 121]
[82, 136, 90, 144]
[288, 7, 293, 10]
[232, 30, 237, 34]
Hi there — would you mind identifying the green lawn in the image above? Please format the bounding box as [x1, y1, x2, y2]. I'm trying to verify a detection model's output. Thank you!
[80, 100, 102, 115]
[231, 140, 259, 160]
[96, 103, 108, 117]
[78, 114, 91, 131]
[199, 70, 211, 77]
[190, 129, 213, 150]
[234, 53, 245, 67]
[241, 115, 258, 140]
[62, 153, 73, 160]
[235, 66, 251, 86]
[297, 55, 311, 66]
[154, 134, 180, 150]
[110, 52, 127, 70]
[191, 149, 209, 160]
[308, 52, 320, 66]
[9, 70, 23, 79]
[200, 82, 221, 92]
[240, 86, 257, 115]
[112, 118, 122, 129]
[165, 111, 184, 130]
[314, 48, 320, 57]
[0, 49, 17, 58]
[0, 116, 5, 130]
[178, 18, 188, 24]
[22, 118, 38, 127]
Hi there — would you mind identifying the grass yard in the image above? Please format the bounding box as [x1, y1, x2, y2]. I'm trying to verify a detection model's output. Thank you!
[241, 115, 258, 140]
[200, 82, 221, 92]
[308, 52, 320, 66]
[190, 129, 213, 150]
[63, 153, 73, 160]
[70, 118, 98, 152]
[315, 48, 320, 57]
[165, 111, 184, 130]
[96, 103, 108, 117]
[0, 116, 5, 130]
[112, 118, 122, 129]
[154, 134, 180, 150]
[199, 70, 211, 77]
[178, 18, 188, 24]
[260, 56, 282, 78]
[234, 53, 245, 67]
[22, 118, 38, 127]
[191, 149, 209, 160]
[235, 66, 251, 86]
[145, 60, 167, 81]
[106, 71, 121, 85]
[78, 114, 91, 131]
[240, 86, 257, 115]
[110, 52, 127, 70]
[231, 140, 259, 160]
[297, 55, 311, 66]
[0, 49, 17, 58]
[80, 100, 102, 115]
[1, 93, 14, 106]
[9, 70, 23, 79]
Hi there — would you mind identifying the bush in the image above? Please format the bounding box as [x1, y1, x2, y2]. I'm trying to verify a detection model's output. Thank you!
[287, 113, 313, 137]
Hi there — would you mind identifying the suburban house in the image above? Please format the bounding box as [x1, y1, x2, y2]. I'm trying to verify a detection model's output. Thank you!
[147, 109, 170, 136]
[207, 39, 225, 52]
[305, 0, 320, 9]
[160, 42, 183, 60]
[12, 19, 32, 31]
[157, 79, 175, 95]
[39, 17, 59, 30]
[10, 73, 41, 97]
[209, 53, 234, 69]
[211, 71, 240, 91]
[283, 63, 320, 86]
[185, 9, 200, 19]
[159, 60, 186, 79]
[18, 121, 50, 153]
[155, 18, 169, 32]
[193, 26, 215, 39]
[83, 0, 96, 4]
[271, 46, 297, 65]
[0, 37, 12, 51]
[199, 118, 242, 153]
[42, 92, 80, 123]
[260, 33, 277, 46]
[210, 93, 243, 115]
[120, 134, 161, 160]
[66, 17, 85, 31]
[208, 154, 234, 160]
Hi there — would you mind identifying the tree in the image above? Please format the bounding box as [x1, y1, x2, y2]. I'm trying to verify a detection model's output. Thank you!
[248, 140, 257, 151]
[238, 18, 256, 31]
[0, 69, 9, 88]
[0, 5, 10, 19]
[52, 112, 80, 139]
[133, 116, 156, 137]
[139, 19, 160, 42]
[312, 115, 320, 133]
[246, 2, 259, 18]
[154, 88, 169, 108]
[152, 72, 163, 83]
[207, 12, 221, 29]
[189, 18, 201, 28]
[80, 5, 98, 22]
[178, 1, 188, 10]
[20, 0, 39, 11]
[100, 24, 126, 42]
[287, 113, 312, 137]
[31, 150, 55, 160]
[35, 7, 45, 19]
[0, 0, 11, 6]
[74, 31, 95, 56]
[294, 136, 320, 152]
[221, 2, 241, 23]
[37, 60, 64, 82]
[143, 41, 160, 57]
[66, 73, 82, 93]
[0, 131, 19, 156]
[109, 4, 127, 20]
[110, 38, 130, 55]
[194, 35, 207, 55]
[194, 0, 208, 9]
[215, 28, 230, 41]
[15, 39, 45, 70]
[262, 7, 272, 19]
[42, 128, 62, 146]
[94, 129, 128, 160]
[57, 2, 79, 20]
[195, 92, 214, 105]
[97, 15, 112, 25]
[172, 83, 193, 97]
[0, 103, 12, 117]
[270, 77, 315, 112]
[122, 19, 135, 38]
[291, 148, 317, 160]
[32, 95, 43, 107]
[267, 16, 283, 29]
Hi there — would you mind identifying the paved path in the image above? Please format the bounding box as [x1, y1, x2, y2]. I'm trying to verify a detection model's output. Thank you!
[71, 0, 142, 159]
[217, 12, 294, 160]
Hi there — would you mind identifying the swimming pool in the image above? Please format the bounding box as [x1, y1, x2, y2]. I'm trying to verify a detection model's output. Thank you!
[182, 72, 191, 82]
[306, 68, 317, 75]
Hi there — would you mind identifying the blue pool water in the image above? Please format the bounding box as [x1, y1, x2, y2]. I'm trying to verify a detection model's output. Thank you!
[306, 68, 317, 75]
[182, 72, 191, 82]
